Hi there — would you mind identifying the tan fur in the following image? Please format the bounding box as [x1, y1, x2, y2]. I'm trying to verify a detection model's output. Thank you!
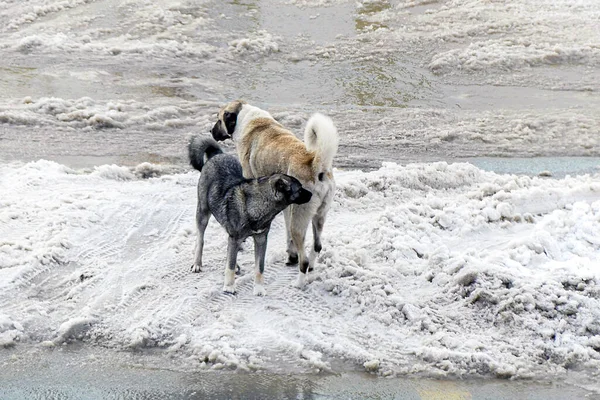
[239, 118, 319, 183]
[212, 101, 338, 284]
[220, 100, 245, 118]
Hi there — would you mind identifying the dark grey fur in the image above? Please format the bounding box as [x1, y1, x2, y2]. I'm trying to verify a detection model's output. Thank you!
[188, 135, 312, 295]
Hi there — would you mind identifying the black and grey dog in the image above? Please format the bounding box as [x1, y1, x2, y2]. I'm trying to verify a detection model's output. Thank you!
[188, 136, 312, 296]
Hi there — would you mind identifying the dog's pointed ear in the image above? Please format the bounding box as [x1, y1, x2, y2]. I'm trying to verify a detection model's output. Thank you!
[273, 176, 290, 193]
[223, 111, 238, 136]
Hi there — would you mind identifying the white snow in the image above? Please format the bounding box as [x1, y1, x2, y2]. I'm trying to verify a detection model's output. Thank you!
[0, 0, 216, 59]
[0, 96, 214, 130]
[0, 314, 24, 348]
[1, 159, 599, 381]
[229, 30, 280, 58]
[286, 0, 350, 7]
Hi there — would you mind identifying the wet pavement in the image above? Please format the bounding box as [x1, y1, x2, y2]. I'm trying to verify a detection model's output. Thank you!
[1, 348, 596, 399]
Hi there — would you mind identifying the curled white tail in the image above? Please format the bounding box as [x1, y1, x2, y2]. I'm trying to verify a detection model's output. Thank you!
[303, 113, 339, 170]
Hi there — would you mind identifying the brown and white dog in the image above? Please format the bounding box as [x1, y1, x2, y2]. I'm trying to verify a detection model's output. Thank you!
[211, 100, 339, 287]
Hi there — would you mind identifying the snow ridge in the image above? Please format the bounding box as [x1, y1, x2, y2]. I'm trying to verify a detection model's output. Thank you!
[1, 160, 599, 381]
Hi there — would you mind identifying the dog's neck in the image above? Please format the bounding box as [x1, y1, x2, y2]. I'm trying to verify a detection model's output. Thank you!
[239, 181, 286, 231]
[232, 105, 273, 142]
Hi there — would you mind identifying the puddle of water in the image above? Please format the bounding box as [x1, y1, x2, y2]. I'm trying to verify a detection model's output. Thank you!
[149, 85, 197, 101]
[0, 66, 39, 97]
[463, 156, 600, 178]
[355, 0, 391, 31]
[260, 1, 356, 43]
[443, 83, 600, 111]
[335, 57, 434, 108]
[405, 0, 443, 15]
[0, 66, 37, 78]
[0, 347, 595, 400]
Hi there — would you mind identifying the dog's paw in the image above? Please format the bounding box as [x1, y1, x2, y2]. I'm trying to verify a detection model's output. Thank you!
[286, 254, 298, 266]
[293, 273, 307, 289]
[235, 264, 241, 275]
[223, 284, 236, 294]
[253, 284, 266, 297]
[191, 264, 202, 273]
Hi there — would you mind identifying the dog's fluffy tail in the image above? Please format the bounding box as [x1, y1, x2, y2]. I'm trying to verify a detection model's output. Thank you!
[303, 113, 339, 171]
[188, 135, 223, 171]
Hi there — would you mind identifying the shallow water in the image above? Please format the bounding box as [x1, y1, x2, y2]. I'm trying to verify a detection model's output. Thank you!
[463, 156, 600, 178]
[1, 0, 599, 169]
[0, 348, 594, 399]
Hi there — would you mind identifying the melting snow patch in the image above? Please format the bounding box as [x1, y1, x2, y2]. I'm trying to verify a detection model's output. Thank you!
[0, 315, 23, 348]
[229, 30, 280, 58]
[0, 161, 599, 381]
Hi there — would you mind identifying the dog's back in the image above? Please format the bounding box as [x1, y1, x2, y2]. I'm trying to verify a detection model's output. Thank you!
[240, 115, 338, 185]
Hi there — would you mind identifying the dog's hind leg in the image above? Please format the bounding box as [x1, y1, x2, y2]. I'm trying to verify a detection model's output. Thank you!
[252, 230, 269, 296]
[191, 201, 210, 273]
[223, 236, 240, 294]
[309, 193, 332, 271]
[291, 206, 313, 288]
[283, 207, 298, 265]
[309, 213, 325, 272]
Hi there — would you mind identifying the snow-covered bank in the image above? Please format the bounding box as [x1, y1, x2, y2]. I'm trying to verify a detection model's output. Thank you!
[1, 160, 599, 383]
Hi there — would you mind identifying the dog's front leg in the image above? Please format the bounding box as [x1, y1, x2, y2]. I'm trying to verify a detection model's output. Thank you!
[223, 236, 240, 294]
[283, 207, 298, 265]
[252, 230, 269, 296]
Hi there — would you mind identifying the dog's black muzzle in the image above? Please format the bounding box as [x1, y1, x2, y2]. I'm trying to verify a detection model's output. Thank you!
[211, 121, 231, 142]
[291, 188, 312, 205]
